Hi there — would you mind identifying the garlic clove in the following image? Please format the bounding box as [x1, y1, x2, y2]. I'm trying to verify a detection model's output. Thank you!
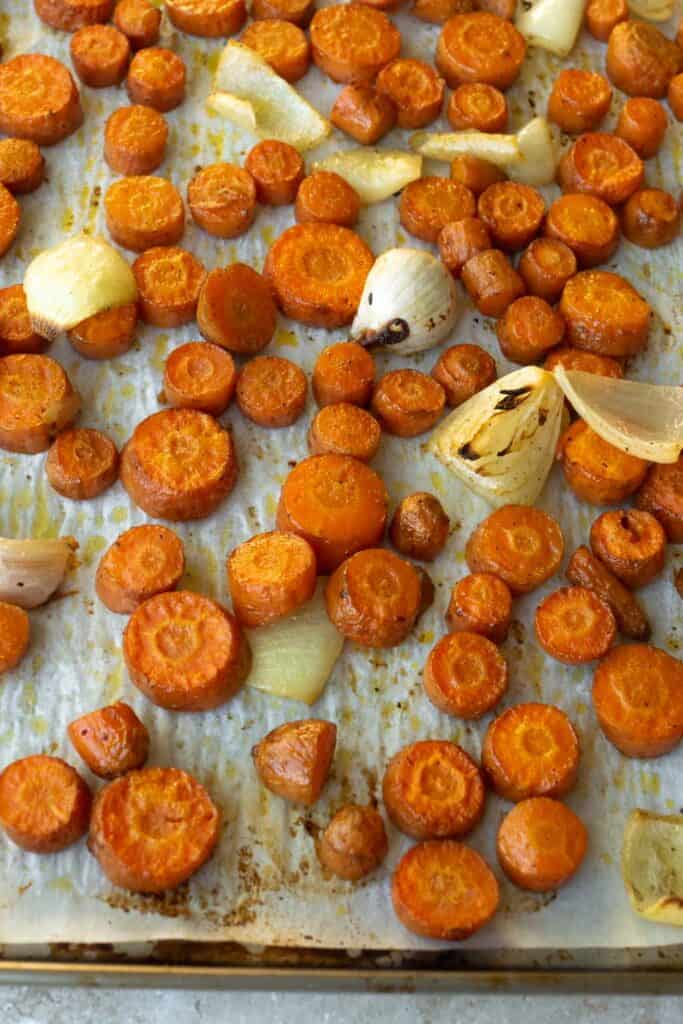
[350, 248, 458, 355]
[311, 149, 423, 204]
[0, 537, 78, 609]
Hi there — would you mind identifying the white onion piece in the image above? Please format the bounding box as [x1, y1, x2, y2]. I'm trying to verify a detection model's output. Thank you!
[409, 129, 520, 168]
[516, 0, 587, 57]
[0, 537, 77, 609]
[312, 149, 422, 204]
[622, 809, 683, 926]
[509, 117, 559, 186]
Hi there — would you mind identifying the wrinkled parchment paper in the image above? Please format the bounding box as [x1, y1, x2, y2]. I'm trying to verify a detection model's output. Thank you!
[0, 0, 681, 952]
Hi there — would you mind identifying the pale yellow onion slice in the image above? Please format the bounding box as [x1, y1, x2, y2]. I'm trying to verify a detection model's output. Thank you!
[553, 367, 683, 464]
[627, 0, 674, 20]
[622, 809, 683, 926]
[0, 537, 78, 609]
[245, 583, 344, 705]
[409, 129, 520, 169]
[210, 42, 330, 152]
[312, 149, 422, 204]
[510, 117, 559, 186]
[23, 234, 137, 341]
[428, 366, 565, 507]
[515, 0, 587, 57]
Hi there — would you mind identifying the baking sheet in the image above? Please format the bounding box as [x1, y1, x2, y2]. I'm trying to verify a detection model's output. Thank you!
[0, 0, 682, 952]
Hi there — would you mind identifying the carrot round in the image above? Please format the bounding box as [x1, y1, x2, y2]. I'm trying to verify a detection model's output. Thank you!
[252, 0, 313, 23]
[389, 492, 449, 562]
[607, 21, 681, 99]
[448, 82, 507, 132]
[126, 47, 186, 112]
[496, 295, 565, 364]
[0, 601, 30, 674]
[46, 427, 119, 500]
[535, 586, 616, 664]
[244, 139, 305, 205]
[424, 631, 508, 718]
[326, 547, 422, 647]
[466, 505, 564, 594]
[558, 133, 644, 206]
[0, 755, 91, 853]
[383, 740, 486, 840]
[295, 171, 361, 228]
[412, 0, 475, 22]
[400, 176, 476, 243]
[0, 354, 80, 454]
[35, 0, 114, 31]
[497, 797, 587, 892]
[124, 590, 250, 710]
[163, 341, 236, 415]
[557, 419, 648, 506]
[0, 139, 45, 195]
[544, 346, 623, 379]
[318, 804, 388, 880]
[308, 403, 381, 462]
[105, 176, 185, 251]
[371, 369, 445, 437]
[392, 840, 499, 940]
[312, 341, 375, 408]
[241, 19, 310, 81]
[236, 355, 307, 428]
[227, 530, 317, 627]
[264, 223, 373, 328]
[436, 12, 526, 89]
[450, 154, 505, 195]
[166, 0, 246, 36]
[446, 572, 512, 643]
[310, 4, 401, 84]
[277, 453, 388, 572]
[88, 767, 219, 891]
[559, 270, 651, 357]
[113, 0, 161, 49]
[0, 55, 83, 146]
[253, 720, 336, 805]
[669, 73, 683, 120]
[482, 703, 580, 801]
[431, 343, 496, 407]
[330, 84, 397, 144]
[68, 303, 137, 360]
[70, 24, 131, 87]
[585, 0, 627, 41]
[635, 455, 683, 542]
[0, 184, 19, 260]
[121, 408, 238, 520]
[621, 188, 681, 250]
[545, 193, 619, 269]
[96, 524, 185, 613]
[0, 285, 48, 355]
[592, 643, 683, 758]
[438, 217, 492, 278]
[187, 163, 257, 238]
[590, 509, 666, 589]
[133, 246, 205, 326]
[518, 238, 576, 304]
[104, 104, 168, 176]
[461, 248, 525, 317]
[478, 181, 545, 251]
[376, 58, 445, 129]
[197, 264, 277, 353]
[547, 69, 612, 134]
[68, 701, 149, 779]
[615, 97, 668, 159]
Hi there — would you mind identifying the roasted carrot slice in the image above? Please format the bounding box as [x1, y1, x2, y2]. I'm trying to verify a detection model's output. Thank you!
[383, 740, 486, 839]
[566, 545, 650, 641]
[312, 341, 375, 408]
[447, 82, 508, 132]
[461, 248, 526, 317]
[310, 4, 401, 84]
[482, 703, 580, 802]
[187, 163, 257, 239]
[544, 193, 620, 269]
[535, 586, 616, 664]
[668, 73, 683, 120]
[547, 70, 612, 134]
[424, 631, 508, 718]
[0, 354, 80, 454]
[68, 303, 137, 360]
[466, 505, 564, 594]
[585, 0, 627, 42]
[308, 402, 381, 462]
[0, 285, 48, 355]
[590, 509, 666, 589]
[124, 590, 250, 710]
[0, 184, 19, 258]
[635, 456, 683, 542]
[436, 12, 526, 89]
[277, 453, 388, 572]
[264, 223, 373, 329]
[252, 0, 313, 23]
[241, 19, 310, 81]
[105, 176, 185, 251]
[496, 295, 565, 364]
[622, 188, 681, 250]
[35, 0, 114, 31]
[389, 492, 449, 562]
[558, 133, 644, 206]
[0, 601, 30, 673]
[89, 767, 219, 891]
[121, 408, 238, 520]
[0, 139, 44, 195]
[96, 524, 185, 613]
[445, 572, 512, 643]
[557, 419, 648, 505]
[197, 264, 277, 353]
[318, 804, 388, 880]
[295, 171, 361, 228]
[431, 343, 496, 406]
[438, 217, 492, 278]
[400, 176, 476, 243]
[252, 719, 337, 805]
[518, 238, 576, 304]
[371, 369, 445, 437]
[497, 797, 587, 892]
[0, 55, 83, 146]
[68, 701, 150, 779]
[330, 84, 396, 144]
[163, 341, 236, 415]
[450, 154, 505, 195]
[592, 644, 683, 757]
[412, 0, 475, 22]
[392, 840, 499, 940]
[113, 0, 161, 49]
[478, 181, 544, 251]
[325, 547, 422, 647]
[70, 25, 131, 87]
[227, 530, 316, 627]
[0, 755, 91, 853]
[559, 270, 650, 357]
[544, 346, 623, 379]
[166, 0, 246, 36]
[244, 139, 304, 205]
[46, 427, 119, 500]
[607, 21, 681, 99]
[376, 58, 445, 129]
[236, 355, 307, 428]
[133, 246, 205, 326]
[104, 104, 168, 176]
[126, 47, 186, 111]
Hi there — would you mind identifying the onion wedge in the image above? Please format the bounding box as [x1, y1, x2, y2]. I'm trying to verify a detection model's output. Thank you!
[245, 583, 344, 705]
[553, 367, 683, 464]
[312, 149, 422, 204]
[627, 0, 674, 19]
[409, 129, 520, 169]
[516, 0, 587, 57]
[622, 809, 683, 926]
[23, 234, 137, 341]
[512, 117, 559, 186]
[0, 537, 78, 609]
[428, 366, 565, 507]
[209, 42, 331, 152]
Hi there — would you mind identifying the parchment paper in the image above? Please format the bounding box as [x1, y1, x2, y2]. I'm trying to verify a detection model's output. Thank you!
[0, 0, 681, 952]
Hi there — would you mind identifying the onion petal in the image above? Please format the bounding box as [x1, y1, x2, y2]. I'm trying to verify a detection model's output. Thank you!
[312, 149, 423, 204]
